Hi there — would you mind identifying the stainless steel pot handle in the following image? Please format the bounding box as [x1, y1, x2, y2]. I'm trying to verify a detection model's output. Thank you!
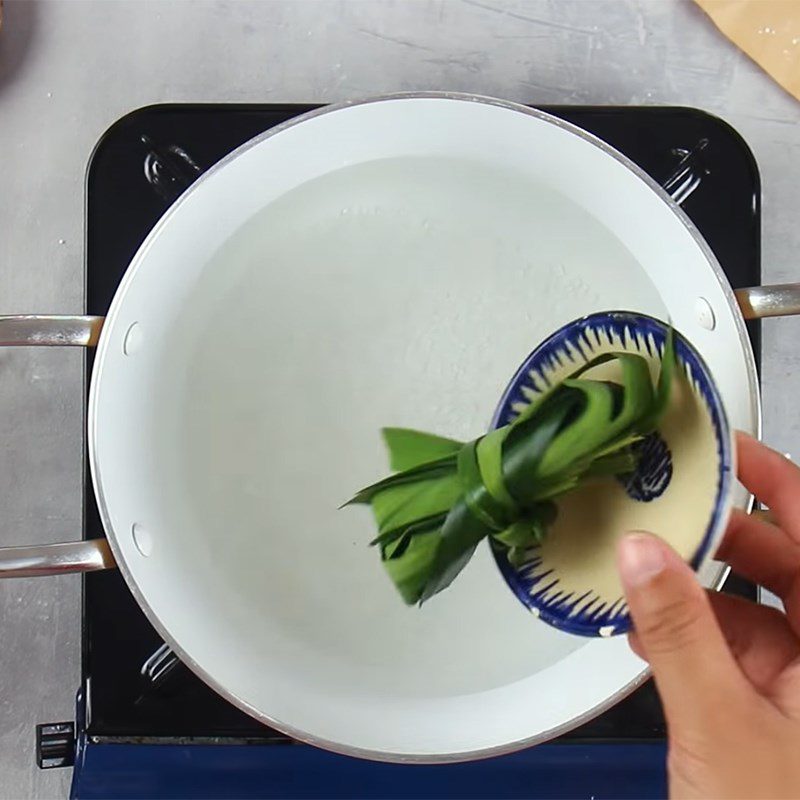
[735, 284, 800, 320]
[0, 315, 104, 346]
[0, 314, 114, 577]
[1, 282, 798, 579]
[0, 540, 115, 577]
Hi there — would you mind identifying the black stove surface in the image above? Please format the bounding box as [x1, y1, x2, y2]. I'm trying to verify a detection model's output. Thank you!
[83, 104, 760, 743]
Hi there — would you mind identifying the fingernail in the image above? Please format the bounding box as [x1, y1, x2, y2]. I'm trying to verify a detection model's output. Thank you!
[617, 532, 667, 588]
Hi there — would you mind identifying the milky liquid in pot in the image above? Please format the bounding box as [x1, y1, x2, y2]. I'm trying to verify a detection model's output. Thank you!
[154, 156, 666, 699]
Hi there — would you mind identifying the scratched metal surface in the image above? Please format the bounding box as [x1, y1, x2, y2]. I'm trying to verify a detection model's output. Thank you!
[1, 0, 800, 796]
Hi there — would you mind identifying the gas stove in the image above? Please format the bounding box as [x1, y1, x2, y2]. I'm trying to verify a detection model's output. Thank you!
[37, 105, 760, 798]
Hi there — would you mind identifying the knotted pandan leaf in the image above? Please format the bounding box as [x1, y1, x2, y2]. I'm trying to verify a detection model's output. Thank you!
[345, 332, 675, 605]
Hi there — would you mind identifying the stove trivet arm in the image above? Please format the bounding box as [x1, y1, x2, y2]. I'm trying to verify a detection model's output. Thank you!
[0, 314, 113, 577]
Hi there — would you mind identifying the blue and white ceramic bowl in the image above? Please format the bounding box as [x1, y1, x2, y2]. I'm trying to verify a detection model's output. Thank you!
[490, 312, 734, 638]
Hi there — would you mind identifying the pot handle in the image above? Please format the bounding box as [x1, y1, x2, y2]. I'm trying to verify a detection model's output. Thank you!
[735, 284, 800, 320]
[0, 314, 115, 577]
[0, 315, 104, 346]
[0, 283, 795, 579]
[0, 540, 115, 578]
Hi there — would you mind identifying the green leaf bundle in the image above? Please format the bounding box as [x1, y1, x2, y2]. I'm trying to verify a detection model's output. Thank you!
[344, 334, 676, 605]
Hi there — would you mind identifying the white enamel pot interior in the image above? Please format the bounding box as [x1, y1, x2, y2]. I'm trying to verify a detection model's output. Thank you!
[86, 95, 758, 761]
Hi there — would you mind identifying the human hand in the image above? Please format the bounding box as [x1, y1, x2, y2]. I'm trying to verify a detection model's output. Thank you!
[617, 432, 800, 800]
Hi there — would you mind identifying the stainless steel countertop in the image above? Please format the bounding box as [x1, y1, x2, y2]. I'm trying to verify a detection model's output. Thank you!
[2, 1, 799, 796]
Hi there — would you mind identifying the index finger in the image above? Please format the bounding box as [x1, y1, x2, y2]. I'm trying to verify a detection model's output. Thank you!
[737, 432, 800, 544]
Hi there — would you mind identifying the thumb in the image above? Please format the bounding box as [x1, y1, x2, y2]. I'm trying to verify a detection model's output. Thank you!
[617, 531, 744, 734]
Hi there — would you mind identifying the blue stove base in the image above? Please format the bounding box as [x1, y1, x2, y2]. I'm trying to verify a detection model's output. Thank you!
[70, 740, 667, 799]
